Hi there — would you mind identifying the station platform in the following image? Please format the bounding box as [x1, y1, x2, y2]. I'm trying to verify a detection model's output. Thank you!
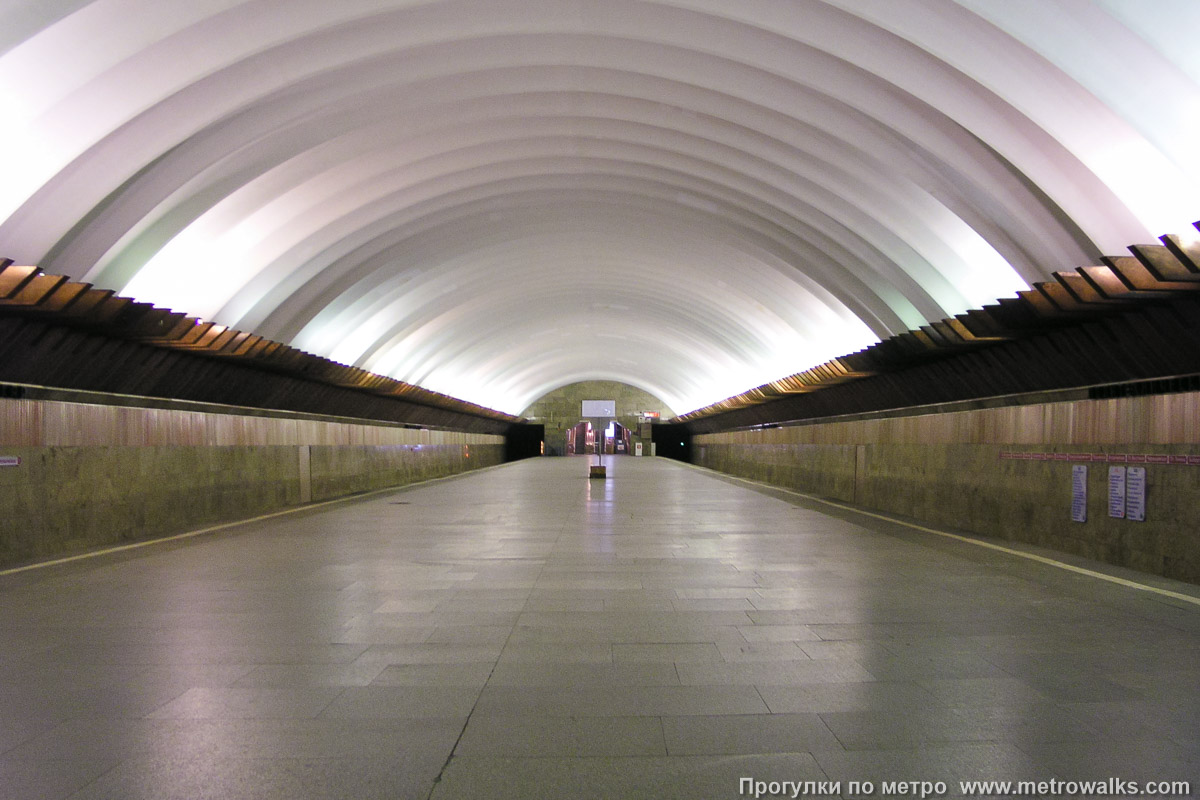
[1, 456, 1197, 799]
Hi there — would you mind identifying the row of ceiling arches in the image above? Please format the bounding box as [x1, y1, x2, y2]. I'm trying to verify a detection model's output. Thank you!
[1, 0, 1197, 414]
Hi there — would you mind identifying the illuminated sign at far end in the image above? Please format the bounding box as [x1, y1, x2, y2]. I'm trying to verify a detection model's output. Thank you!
[582, 400, 616, 417]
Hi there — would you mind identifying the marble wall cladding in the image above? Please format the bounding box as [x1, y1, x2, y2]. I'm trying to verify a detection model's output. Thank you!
[309, 443, 504, 501]
[0, 398, 505, 568]
[695, 393, 1200, 584]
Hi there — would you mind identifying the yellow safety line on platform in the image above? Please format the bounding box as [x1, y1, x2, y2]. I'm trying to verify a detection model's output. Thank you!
[0, 462, 512, 577]
[685, 463, 1200, 609]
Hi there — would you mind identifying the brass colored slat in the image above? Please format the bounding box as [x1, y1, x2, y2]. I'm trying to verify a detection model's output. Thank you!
[1018, 289, 1062, 316]
[59, 288, 114, 319]
[921, 325, 952, 348]
[225, 333, 263, 356]
[89, 295, 134, 323]
[36, 282, 91, 312]
[203, 329, 239, 352]
[1131, 244, 1199, 281]
[164, 321, 215, 347]
[143, 316, 201, 342]
[944, 317, 1004, 344]
[187, 325, 228, 349]
[243, 338, 275, 358]
[214, 331, 252, 355]
[961, 310, 1005, 337]
[0, 265, 39, 297]
[1036, 281, 1091, 312]
[1162, 228, 1200, 271]
[1053, 271, 1118, 305]
[909, 329, 939, 350]
[1102, 255, 1200, 292]
[0, 273, 69, 306]
[929, 321, 966, 346]
[1077, 265, 1135, 300]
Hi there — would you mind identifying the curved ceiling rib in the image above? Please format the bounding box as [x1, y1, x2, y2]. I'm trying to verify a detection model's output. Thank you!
[0, 0, 1196, 415]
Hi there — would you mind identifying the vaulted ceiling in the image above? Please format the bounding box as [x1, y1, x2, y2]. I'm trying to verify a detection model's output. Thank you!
[1, 0, 1197, 416]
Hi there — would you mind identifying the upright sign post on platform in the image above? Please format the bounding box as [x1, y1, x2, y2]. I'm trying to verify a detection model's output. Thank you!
[582, 400, 615, 479]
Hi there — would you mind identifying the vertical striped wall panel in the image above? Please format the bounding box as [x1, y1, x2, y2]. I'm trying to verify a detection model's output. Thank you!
[0, 399, 503, 447]
[697, 392, 1200, 447]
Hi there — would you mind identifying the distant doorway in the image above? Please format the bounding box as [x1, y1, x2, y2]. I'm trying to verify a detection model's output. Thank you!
[566, 420, 632, 455]
[566, 421, 593, 456]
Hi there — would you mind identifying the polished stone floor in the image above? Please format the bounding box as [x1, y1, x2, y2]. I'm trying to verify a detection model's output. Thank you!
[1, 456, 1198, 799]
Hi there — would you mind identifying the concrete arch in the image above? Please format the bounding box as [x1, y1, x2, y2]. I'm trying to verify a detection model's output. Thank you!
[0, 0, 1196, 414]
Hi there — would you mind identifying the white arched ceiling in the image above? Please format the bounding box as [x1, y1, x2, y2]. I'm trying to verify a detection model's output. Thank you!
[0, 0, 1197, 415]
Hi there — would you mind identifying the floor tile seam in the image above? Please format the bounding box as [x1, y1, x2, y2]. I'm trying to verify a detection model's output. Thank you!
[674, 461, 1200, 611]
[57, 747, 130, 800]
[426, 466, 585, 798]
[441, 751, 828, 762]
[655, 715, 671, 757]
[0, 461, 521, 581]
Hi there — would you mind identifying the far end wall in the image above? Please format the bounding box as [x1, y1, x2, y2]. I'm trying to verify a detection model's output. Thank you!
[521, 380, 674, 456]
[694, 392, 1200, 584]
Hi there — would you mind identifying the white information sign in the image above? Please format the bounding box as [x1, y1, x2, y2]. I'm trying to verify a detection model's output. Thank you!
[0, 456, 20, 468]
[1108, 466, 1126, 519]
[1070, 465, 1087, 523]
[581, 400, 616, 418]
[1126, 466, 1146, 522]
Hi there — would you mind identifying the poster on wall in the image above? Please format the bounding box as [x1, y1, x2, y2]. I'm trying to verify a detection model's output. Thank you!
[1126, 466, 1146, 522]
[581, 400, 616, 417]
[1108, 466, 1127, 519]
[1071, 465, 1087, 523]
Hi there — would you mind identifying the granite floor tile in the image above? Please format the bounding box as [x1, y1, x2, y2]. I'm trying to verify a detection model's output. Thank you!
[757, 682, 941, 714]
[612, 643, 722, 663]
[455, 715, 666, 757]
[318, 685, 481, 718]
[428, 753, 830, 800]
[66, 754, 443, 800]
[369, 662, 496, 686]
[231, 662, 389, 688]
[677, 659, 875, 686]
[662, 712, 842, 755]
[473, 684, 770, 716]
[145, 687, 343, 720]
[737, 624, 822, 642]
[812, 742, 1042, 798]
[484, 661, 681, 687]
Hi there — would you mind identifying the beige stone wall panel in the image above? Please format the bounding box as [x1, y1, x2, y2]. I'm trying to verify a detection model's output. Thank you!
[0, 397, 505, 569]
[695, 394, 1200, 584]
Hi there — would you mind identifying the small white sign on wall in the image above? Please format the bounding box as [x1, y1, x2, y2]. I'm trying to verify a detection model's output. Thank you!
[1070, 465, 1087, 523]
[581, 400, 616, 417]
[1108, 466, 1127, 519]
[1126, 466, 1146, 522]
[0, 456, 20, 468]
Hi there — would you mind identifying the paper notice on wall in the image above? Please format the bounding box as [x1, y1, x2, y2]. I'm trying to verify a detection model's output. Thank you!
[1108, 466, 1126, 519]
[0, 456, 20, 467]
[1071, 465, 1087, 523]
[1126, 466, 1146, 522]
